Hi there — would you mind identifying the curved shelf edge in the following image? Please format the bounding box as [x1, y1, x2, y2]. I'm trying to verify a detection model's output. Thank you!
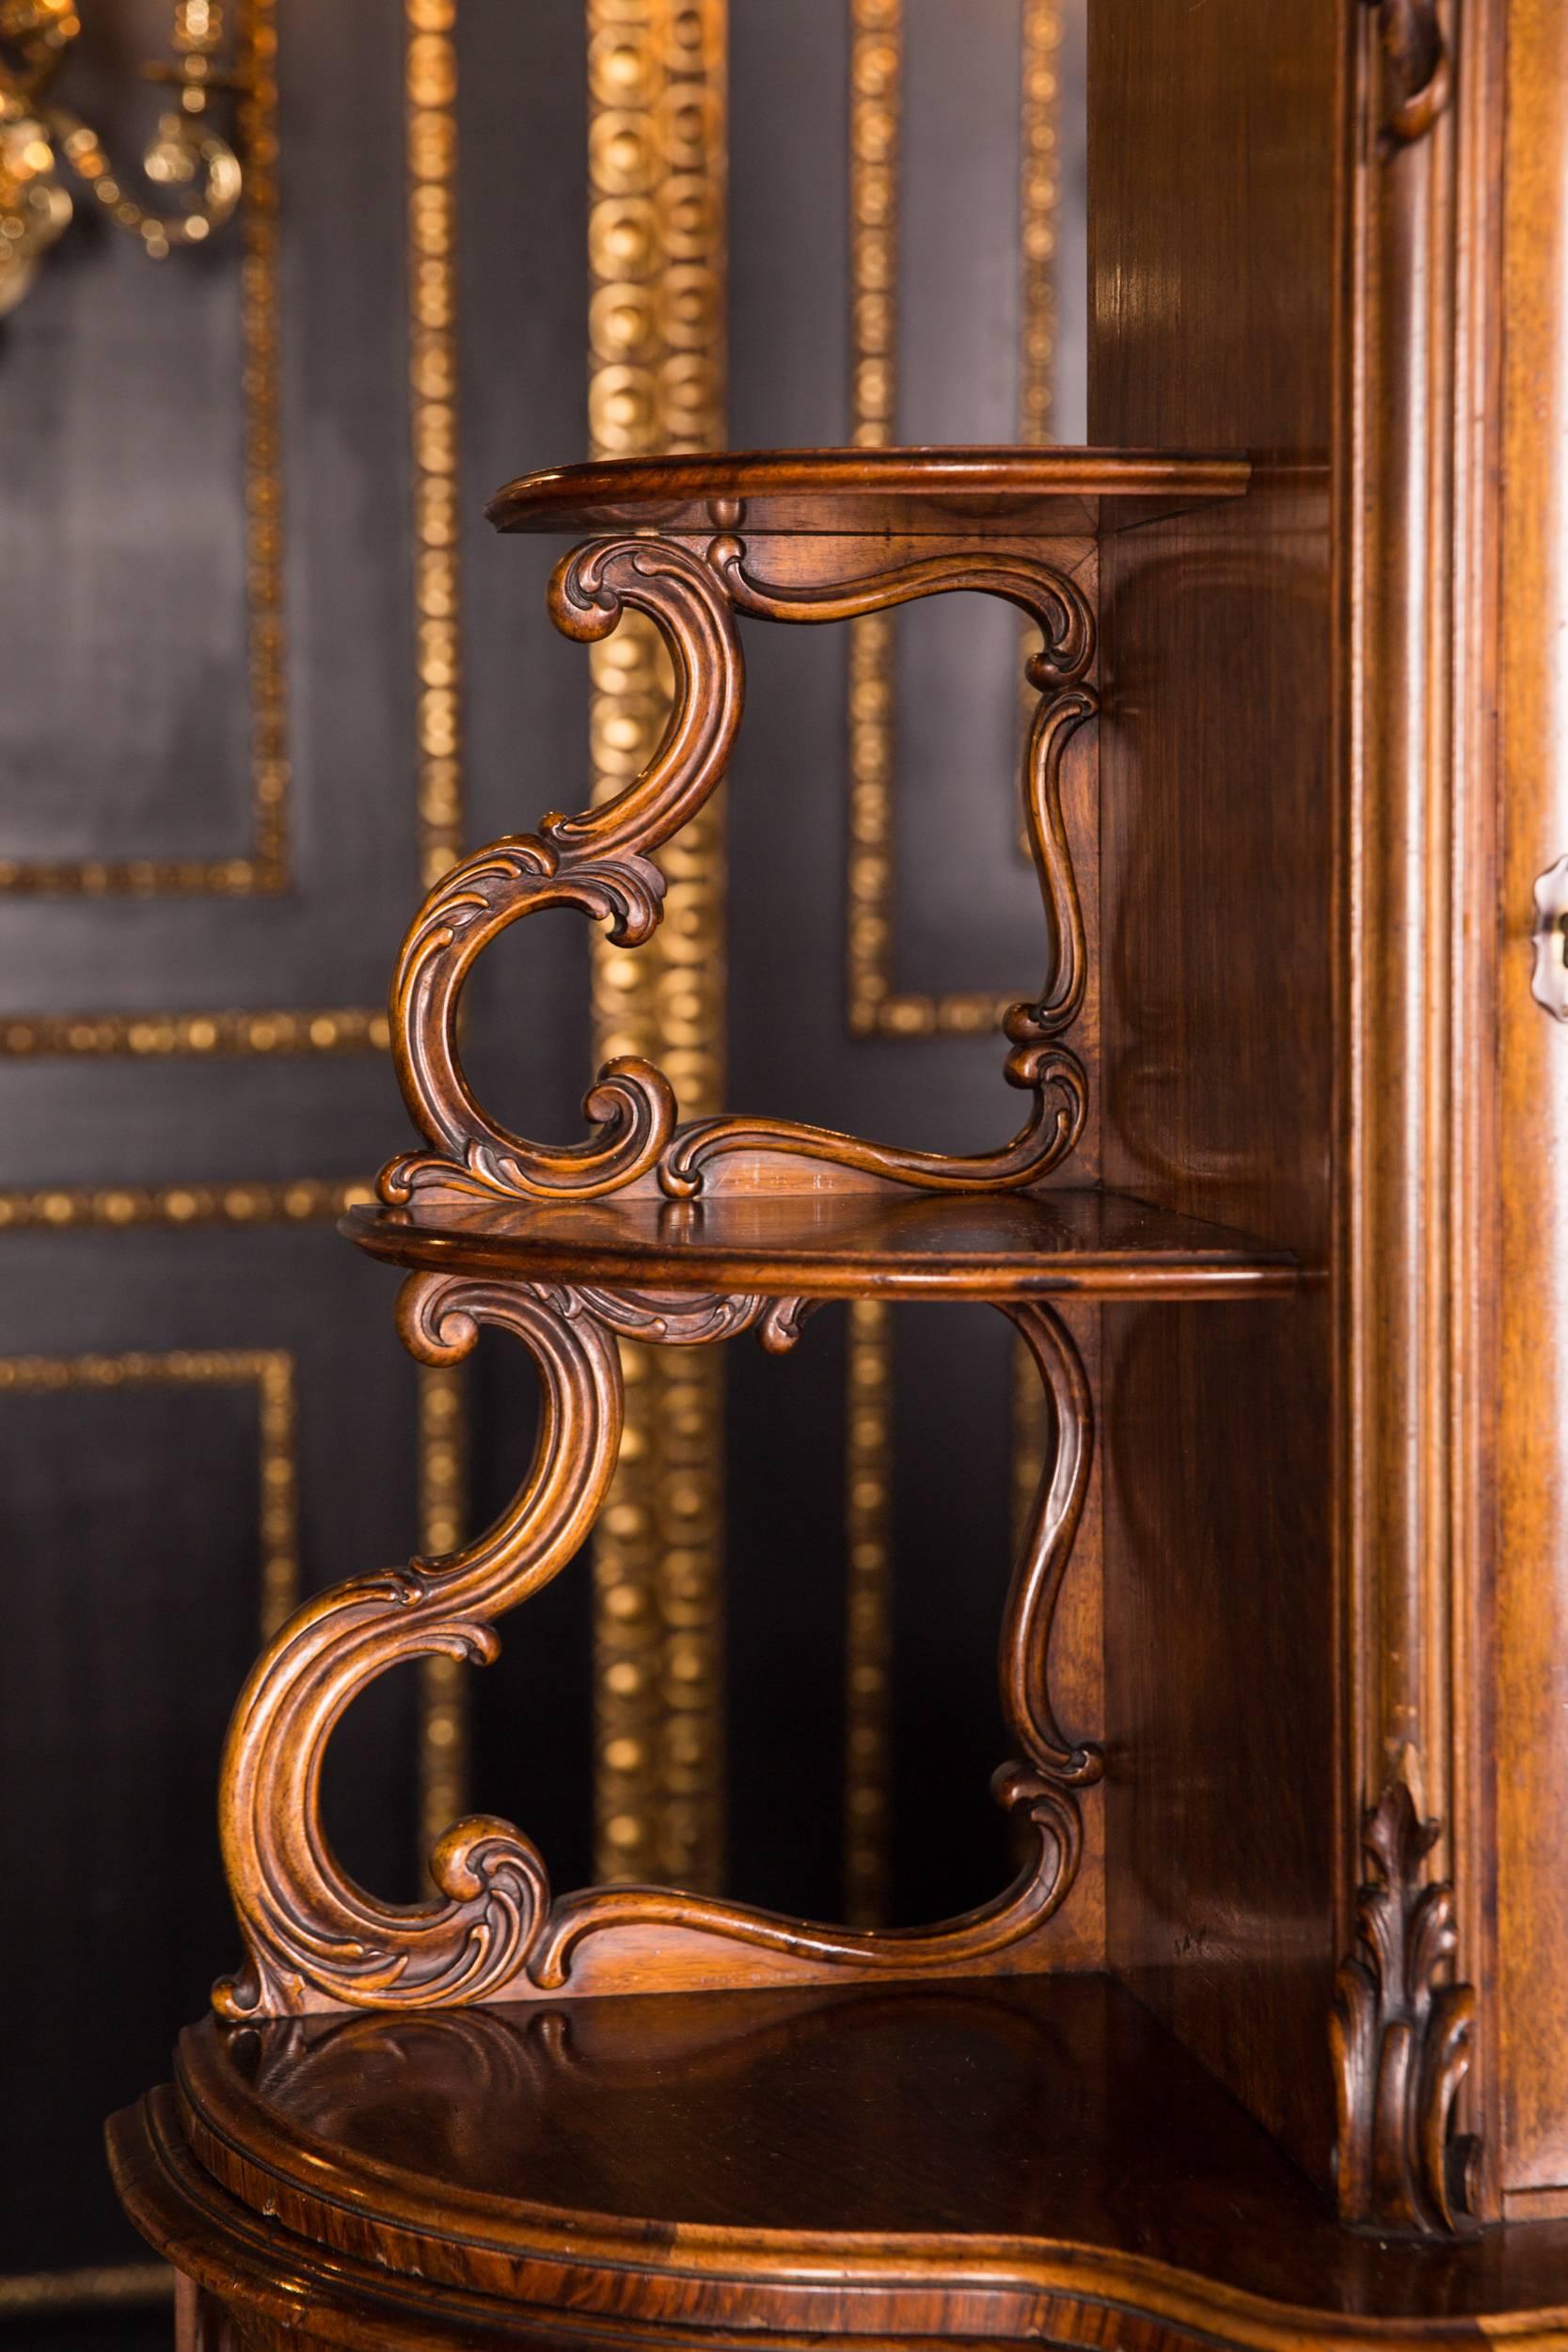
[341, 1189, 1301, 1304]
[108, 1989, 1568, 2352]
[485, 444, 1252, 540]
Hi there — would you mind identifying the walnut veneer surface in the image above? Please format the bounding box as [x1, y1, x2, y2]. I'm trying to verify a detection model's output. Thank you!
[108, 1977, 1568, 2352]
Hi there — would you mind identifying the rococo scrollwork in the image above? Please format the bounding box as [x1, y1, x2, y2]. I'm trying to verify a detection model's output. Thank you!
[379, 529, 1097, 1213]
[214, 1272, 1100, 2017]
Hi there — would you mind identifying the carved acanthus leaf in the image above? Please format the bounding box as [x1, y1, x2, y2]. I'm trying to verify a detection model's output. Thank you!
[1330, 1777, 1480, 2237]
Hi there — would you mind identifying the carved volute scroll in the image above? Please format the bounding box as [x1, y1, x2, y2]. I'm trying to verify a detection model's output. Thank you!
[381, 538, 742, 1207]
[1329, 1778, 1480, 2237]
[214, 1286, 1099, 2016]
[380, 529, 1097, 1212]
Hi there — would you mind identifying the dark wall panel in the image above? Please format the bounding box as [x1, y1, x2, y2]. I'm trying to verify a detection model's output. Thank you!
[0, 1, 1089, 2311]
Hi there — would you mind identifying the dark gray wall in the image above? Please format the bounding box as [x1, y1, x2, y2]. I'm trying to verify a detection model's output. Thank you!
[0, 1, 1085, 2326]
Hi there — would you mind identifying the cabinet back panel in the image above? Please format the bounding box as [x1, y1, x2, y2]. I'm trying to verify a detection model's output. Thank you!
[1089, 0, 1338, 2182]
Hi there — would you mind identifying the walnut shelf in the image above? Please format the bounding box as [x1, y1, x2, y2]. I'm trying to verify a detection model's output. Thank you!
[486, 443, 1251, 539]
[345, 1187, 1299, 1302]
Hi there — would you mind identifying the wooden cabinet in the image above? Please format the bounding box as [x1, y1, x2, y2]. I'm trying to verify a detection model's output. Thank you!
[103, 2, 1568, 2344]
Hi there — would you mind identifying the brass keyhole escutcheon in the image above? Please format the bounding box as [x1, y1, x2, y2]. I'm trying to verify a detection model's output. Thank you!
[1530, 853, 1568, 1021]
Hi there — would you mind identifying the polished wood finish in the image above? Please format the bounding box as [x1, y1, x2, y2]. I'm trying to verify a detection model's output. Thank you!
[344, 1188, 1300, 1302]
[379, 513, 1101, 1213]
[1338, 0, 1492, 2231]
[1091, 0, 1339, 2196]
[108, 0, 1568, 2328]
[212, 1266, 1101, 2015]
[203, 453, 1308, 2032]
[485, 445, 1251, 538]
[108, 1976, 1568, 2352]
[1494, 0, 1568, 2217]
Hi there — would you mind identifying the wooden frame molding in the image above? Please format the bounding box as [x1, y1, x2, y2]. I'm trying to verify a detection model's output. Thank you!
[0, 0, 287, 899]
[1334, 0, 1497, 2234]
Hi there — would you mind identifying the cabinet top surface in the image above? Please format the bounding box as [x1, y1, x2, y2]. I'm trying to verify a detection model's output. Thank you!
[159, 1976, 1568, 2329]
[486, 445, 1252, 539]
[345, 1186, 1297, 1302]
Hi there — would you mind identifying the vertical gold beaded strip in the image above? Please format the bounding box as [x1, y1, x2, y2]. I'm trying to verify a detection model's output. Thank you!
[405, 0, 472, 1853]
[1019, 0, 1062, 449]
[840, 0, 902, 1929]
[587, 0, 728, 1893]
[406, 0, 466, 891]
[256, 1349, 299, 1640]
[1011, 0, 1063, 1503]
[846, 0, 901, 1040]
[844, 1299, 894, 1925]
[418, 1364, 469, 1854]
[236, 0, 288, 890]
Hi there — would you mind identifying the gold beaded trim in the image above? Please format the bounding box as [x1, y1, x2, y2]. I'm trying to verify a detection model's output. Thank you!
[0, 1009, 389, 1057]
[847, 0, 1067, 1035]
[406, 0, 466, 889]
[0, 1178, 373, 1230]
[0, 1346, 298, 1636]
[844, 1298, 894, 1926]
[586, 0, 728, 1895]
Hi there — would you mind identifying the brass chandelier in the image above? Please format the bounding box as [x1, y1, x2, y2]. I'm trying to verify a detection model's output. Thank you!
[0, 0, 243, 316]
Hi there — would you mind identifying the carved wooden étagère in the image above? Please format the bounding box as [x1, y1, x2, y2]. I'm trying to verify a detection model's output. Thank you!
[214, 449, 1308, 2027]
[105, 0, 1568, 2333]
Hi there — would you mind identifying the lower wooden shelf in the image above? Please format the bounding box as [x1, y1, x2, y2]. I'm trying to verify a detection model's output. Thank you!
[109, 1973, 1568, 2352]
[345, 1185, 1299, 1301]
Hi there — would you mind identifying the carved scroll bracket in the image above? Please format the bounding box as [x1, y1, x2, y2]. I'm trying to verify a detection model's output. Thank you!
[214, 1283, 1098, 2017]
[1330, 1776, 1480, 2237]
[380, 528, 1098, 1213]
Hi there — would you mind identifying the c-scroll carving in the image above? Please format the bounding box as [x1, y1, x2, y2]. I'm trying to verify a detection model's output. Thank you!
[380, 530, 1098, 1211]
[381, 537, 743, 1209]
[214, 1272, 626, 2018]
[1330, 1776, 1480, 2237]
[214, 1291, 1097, 2015]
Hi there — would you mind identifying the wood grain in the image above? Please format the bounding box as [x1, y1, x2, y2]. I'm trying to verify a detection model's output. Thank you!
[1090, 0, 1339, 2190]
[485, 445, 1250, 538]
[345, 1189, 1300, 1302]
[108, 1974, 1568, 2352]
[1495, 0, 1568, 2209]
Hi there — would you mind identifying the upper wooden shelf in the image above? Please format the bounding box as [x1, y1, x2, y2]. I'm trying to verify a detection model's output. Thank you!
[485, 446, 1252, 540]
[345, 1186, 1296, 1304]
